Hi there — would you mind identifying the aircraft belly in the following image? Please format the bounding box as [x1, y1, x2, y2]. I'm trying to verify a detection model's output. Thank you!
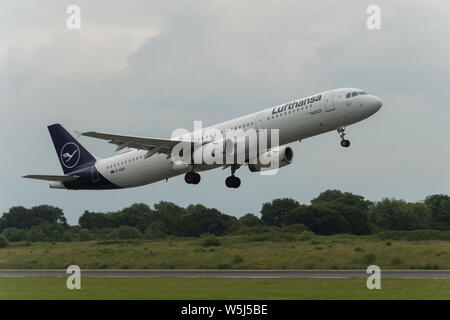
[298, 110, 341, 139]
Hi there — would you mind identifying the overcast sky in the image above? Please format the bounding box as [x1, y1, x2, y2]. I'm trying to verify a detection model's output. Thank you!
[1, 1, 449, 225]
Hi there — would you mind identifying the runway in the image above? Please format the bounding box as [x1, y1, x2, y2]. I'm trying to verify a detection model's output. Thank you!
[1, 270, 450, 279]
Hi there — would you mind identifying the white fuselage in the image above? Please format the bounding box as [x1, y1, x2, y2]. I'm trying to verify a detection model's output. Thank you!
[94, 88, 382, 188]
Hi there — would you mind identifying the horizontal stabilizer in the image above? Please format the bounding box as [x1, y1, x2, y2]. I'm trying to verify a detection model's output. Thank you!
[22, 175, 78, 182]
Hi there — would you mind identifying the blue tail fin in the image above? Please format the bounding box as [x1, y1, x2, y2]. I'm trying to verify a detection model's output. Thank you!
[48, 124, 96, 174]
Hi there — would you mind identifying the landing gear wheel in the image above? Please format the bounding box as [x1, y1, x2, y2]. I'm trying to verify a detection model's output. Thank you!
[184, 173, 193, 184]
[337, 126, 350, 148]
[192, 172, 201, 184]
[185, 172, 200, 184]
[225, 176, 241, 188]
[340, 139, 350, 148]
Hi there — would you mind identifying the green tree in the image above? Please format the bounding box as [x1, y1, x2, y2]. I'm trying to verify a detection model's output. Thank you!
[79, 211, 112, 229]
[152, 201, 186, 235]
[284, 204, 351, 235]
[145, 221, 168, 239]
[311, 189, 372, 211]
[1, 228, 27, 241]
[109, 226, 144, 240]
[424, 194, 450, 230]
[30, 205, 67, 226]
[0, 206, 37, 230]
[368, 198, 433, 231]
[261, 198, 300, 227]
[79, 229, 94, 241]
[0, 206, 68, 238]
[325, 202, 371, 235]
[27, 226, 48, 242]
[0, 235, 8, 248]
[180, 204, 236, 237]
[237, 213, 261, 228]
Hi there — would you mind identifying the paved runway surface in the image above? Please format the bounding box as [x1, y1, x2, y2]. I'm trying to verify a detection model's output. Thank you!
[1, 270, 450, 278]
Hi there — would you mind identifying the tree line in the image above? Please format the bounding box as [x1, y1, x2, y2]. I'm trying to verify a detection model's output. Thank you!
[0, 190, 449, 245]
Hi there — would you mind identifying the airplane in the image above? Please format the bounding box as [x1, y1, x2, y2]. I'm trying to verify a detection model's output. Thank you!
[23, 88, 382, 190]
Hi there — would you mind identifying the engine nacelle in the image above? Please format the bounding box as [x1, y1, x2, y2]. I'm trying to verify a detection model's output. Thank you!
[172, 160, 193, 172]
[248, 146, 294, 172]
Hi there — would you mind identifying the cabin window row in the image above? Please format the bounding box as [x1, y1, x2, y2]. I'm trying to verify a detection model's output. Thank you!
[233, 121, 254, 131]
[201, 121, 256, 141]
[106, 155, 143, 169]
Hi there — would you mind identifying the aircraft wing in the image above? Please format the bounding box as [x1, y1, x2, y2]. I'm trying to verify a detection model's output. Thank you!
[81, 131, 194, 157]
[23, 175, 79, 182]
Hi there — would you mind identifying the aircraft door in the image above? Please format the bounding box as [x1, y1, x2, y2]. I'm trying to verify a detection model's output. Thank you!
[91, 165, 100, 183]
[255, 113, 264, 130]
[324, 92, 335, 112]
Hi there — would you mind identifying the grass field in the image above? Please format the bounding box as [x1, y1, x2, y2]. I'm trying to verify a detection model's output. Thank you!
[0, 234, 449, 270]
[0, 277, 449, 299]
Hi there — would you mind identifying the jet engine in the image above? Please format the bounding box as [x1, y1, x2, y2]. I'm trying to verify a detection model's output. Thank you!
[248, 145, 294, 172]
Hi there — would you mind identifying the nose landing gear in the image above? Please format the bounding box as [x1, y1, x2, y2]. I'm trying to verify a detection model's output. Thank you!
[337, 126, 350, 148]
[340, 139, 350, 147]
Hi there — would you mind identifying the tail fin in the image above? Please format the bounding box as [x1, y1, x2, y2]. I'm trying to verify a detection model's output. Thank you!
[48, 124, 96, 174]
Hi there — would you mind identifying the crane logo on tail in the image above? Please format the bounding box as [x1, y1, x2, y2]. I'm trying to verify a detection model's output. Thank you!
[60, 142, 80, 169]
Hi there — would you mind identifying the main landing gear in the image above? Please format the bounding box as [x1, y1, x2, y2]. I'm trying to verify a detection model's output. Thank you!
[225, 164, 241, 188]
[185, 171, 201, 185]
[337, 125, 350, 148]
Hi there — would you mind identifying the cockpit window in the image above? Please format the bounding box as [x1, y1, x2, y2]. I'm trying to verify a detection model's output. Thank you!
[347, 91, 368, 98]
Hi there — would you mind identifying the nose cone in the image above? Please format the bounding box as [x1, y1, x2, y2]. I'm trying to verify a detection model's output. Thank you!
[368, 95, 383, 113]
[374, 96, 383, 110]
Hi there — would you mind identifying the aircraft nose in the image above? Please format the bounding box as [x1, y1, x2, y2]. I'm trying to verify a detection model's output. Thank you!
[374, 96, 383, 109]
[369, 95, 383, 112]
